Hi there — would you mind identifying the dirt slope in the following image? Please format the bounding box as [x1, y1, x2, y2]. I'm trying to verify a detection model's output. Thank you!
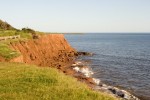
[10, 34, 76, 69]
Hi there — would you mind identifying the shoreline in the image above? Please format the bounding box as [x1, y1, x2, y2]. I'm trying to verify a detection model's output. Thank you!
[66, 52, 140, 100]
[1, 33, 140, 100]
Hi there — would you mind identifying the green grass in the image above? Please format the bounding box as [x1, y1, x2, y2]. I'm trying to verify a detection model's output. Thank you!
[0, 30, 45, 39]
[0, 30, 32, 39]
[0, 20, 44, 39]
[0, 62, 118, 100]
[0, 43, 20, 60]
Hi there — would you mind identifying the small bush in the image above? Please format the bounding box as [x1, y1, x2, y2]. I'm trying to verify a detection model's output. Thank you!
[0, 20, 16, 30]
[22, 28, 35, 34]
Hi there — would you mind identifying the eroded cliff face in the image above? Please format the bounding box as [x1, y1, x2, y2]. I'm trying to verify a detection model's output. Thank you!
[10, 34, 76, 69]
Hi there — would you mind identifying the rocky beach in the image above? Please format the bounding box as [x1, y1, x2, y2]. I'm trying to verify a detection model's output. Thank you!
[69, 52, 140, 100]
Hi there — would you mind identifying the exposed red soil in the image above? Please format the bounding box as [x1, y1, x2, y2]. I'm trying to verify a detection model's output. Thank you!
[9, 34, 76, 70]
[0, 56, 5, 62]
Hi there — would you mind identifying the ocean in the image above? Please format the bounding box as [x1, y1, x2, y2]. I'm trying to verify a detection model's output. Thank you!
[65, 33, 150, 100]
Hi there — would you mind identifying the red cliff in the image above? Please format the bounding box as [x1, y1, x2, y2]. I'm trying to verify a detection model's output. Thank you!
[10, 34, 76, 69]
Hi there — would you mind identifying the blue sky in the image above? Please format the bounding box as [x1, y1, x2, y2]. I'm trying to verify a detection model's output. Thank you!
[0, 0, 150, 33]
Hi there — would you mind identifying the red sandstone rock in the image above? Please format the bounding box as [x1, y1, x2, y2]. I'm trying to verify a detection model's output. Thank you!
[8, 34, 76, 68]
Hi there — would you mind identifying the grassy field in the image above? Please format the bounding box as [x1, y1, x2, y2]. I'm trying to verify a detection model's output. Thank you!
[0, 62, 118, 100]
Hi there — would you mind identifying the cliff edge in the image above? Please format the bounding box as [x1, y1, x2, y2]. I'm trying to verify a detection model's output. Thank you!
[10, 34, 76, 69]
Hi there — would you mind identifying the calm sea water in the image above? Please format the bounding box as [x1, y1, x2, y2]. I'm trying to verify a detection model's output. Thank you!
[65, 33, 150, 100]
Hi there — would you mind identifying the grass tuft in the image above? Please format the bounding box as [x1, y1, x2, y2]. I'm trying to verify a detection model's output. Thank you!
[0, 43, 20, 60]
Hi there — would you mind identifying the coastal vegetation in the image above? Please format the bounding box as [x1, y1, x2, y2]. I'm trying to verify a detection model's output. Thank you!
[0, 19, 16, 30]
[0, 19, 44, 39]
[0, 42, 20, 60]
[0, 20, 44, 60]
[0, 29, 29, 60]
[0, 62, 117, 100]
